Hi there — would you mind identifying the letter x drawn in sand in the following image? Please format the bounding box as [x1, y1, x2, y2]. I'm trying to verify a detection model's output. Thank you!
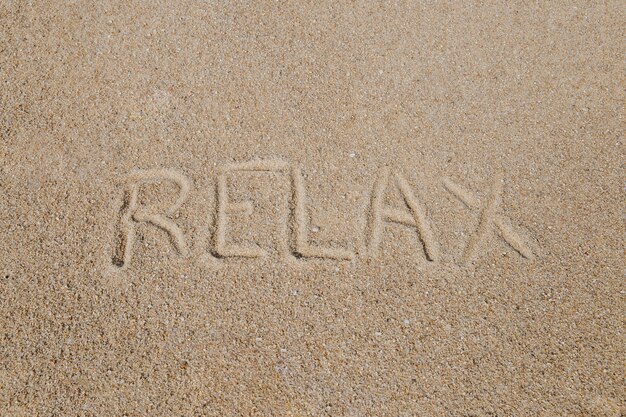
[443, 175, 534, 264]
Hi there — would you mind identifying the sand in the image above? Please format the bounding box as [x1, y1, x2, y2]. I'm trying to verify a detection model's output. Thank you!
[1, 1, 624, 416]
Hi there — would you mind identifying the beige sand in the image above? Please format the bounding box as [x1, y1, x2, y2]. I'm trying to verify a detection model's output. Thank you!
[1, 1, 624, 416]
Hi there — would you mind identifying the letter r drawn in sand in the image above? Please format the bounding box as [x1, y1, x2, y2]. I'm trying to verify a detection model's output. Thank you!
[111, 169, 191, 270]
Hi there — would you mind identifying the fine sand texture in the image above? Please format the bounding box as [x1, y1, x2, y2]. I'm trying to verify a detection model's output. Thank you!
[1, 2, 624, 416]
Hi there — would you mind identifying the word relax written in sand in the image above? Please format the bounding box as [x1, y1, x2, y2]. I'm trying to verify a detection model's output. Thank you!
[111, 159, 534, 269]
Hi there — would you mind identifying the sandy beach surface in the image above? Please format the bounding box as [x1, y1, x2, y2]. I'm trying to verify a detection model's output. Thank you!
[1, 1, 624, 416]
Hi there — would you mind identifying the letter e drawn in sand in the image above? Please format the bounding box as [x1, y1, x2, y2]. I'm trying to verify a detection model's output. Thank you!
[443, 175, 534, 264]
[366, 167, 439, 262]
[111, 169, 191, 270]
[214, 159, 289, 258]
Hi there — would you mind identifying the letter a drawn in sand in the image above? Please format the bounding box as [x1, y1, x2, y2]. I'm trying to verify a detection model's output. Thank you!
[443, 175, 534, 264]
[112, 169, 191, 270]
[366, 168, 439, 262]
